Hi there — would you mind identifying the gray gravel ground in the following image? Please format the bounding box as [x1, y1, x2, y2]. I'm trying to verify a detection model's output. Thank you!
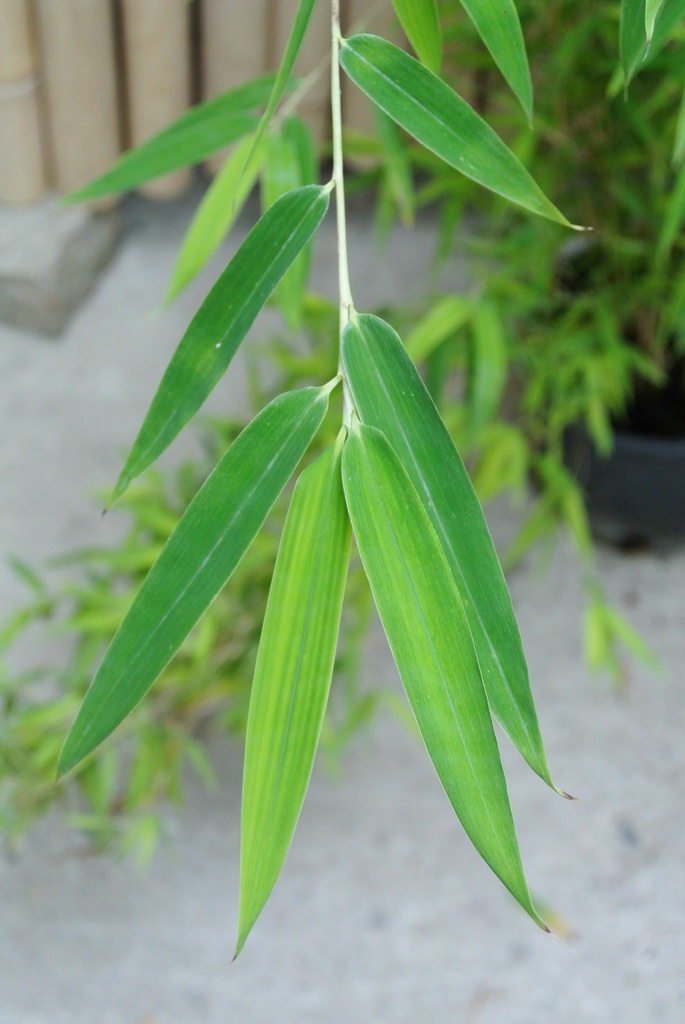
[1, 188, 684, 1024]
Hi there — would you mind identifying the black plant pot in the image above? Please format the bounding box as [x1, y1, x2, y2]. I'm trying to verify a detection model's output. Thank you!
[566, 425, 685, 546]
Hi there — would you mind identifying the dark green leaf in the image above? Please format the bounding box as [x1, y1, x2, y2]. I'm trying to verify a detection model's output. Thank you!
[57, 384, 333, 776]
[457, 0, 533, 121]
[342, 422, 546, 928]
[339, 34, 575, 227]
[342, 314, 557, 790]
[620, 0, 685, 86]
[113, 184, 331, 501]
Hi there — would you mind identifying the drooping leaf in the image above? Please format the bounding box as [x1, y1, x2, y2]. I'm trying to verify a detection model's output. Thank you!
[456, 0, 533, 122]
[342, 422, 546, 928]
[65, 75, 278, 202]
[112, 184, 331, 502]
[620, 0, 685, 87]
[241, 0, 319, 181]
[342, 314, 557, 790]
[57, 384, 334, 776]
[237, 435, 350, 956]
[339, 35, 574, 227]
[389, 0, 443, 73]
[165, 133, 268, 303]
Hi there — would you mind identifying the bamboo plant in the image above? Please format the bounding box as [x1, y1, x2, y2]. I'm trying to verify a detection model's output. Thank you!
[50, 0, 639, 955]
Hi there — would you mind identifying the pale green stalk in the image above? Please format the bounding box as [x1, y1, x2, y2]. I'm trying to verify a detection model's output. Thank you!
[331, 0, 355, 427]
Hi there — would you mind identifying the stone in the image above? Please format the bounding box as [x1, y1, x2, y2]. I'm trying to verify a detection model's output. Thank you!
[0, 197, 119, 335]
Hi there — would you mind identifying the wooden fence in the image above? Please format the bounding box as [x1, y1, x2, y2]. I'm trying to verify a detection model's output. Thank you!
[0, 0, 398, 205]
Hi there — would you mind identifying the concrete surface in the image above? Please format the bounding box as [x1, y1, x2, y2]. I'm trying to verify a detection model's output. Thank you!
[1, 186, 684, 1024]
[0, 200, 120, 336]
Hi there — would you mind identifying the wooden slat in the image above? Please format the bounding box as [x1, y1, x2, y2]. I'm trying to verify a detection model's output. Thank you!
[35, 0, 120, 204]
[0, 0, 46, 202]
[202, 0, 269, 173]
[121, 0, 191, 200]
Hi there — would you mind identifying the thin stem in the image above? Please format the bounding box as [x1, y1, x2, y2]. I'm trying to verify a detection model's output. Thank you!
[331, 0, 354, 426]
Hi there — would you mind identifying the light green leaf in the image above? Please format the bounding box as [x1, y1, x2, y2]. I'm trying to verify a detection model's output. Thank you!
[65, 75, 278, 202]
[241, 0, 319, 182]
[165, 133, 268, 303]
[113, 184, 331, 502]
[342, 314, 557, 790]
[389, 0, 443, 73]
[237, 435, 350, 957]
[646, 0, 666, 39]
[339, 35, 574, 227]
[457, 0, 533, 122]
[57, 384, 333, 776]
[620, 0, 685, 87]
[261, 118, 318, 330]
[375, 107, 415, 227]
[467, 300, 508, 438]
[342, 422, 546, 928]
[405, 295, 472, 362]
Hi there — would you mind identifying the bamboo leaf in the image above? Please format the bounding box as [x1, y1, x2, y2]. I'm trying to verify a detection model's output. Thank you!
[389, 0, 443, 73]
[261, 118, 318, 330]
[456, 0, 533, 122]
[241, 0, 319, 180]
[342, 314, 557, 790]
[237, 435, 350, 956]
[165, 133, 268, 303]
[620, 0, 685, 87]
[405, 295, 472, 362]
[467, 300, 508, 438]
[674, 83, 685, 166]
[57, 384, 333, 776]
[375, 107, 416, 226]
[646, 0, 666, 39]
[656, 158, 685, 262]
[113, 184, 331, 502]
[339, 34, 575, 227]
[65, 75, 278, 202]
[342, 422, 545, 928]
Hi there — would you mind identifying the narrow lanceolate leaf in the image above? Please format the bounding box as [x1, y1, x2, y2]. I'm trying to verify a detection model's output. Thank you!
[237, 436, 350, 957]
[620, 0, 685, 86]
[389, 0, 443, 73]
[342, 314, 557, 790]
[674, 83, 685, 167]
[113, 185, 330, 502]
[339, 34, 575, 228]
[165, 133, 268, 303]
[646, 0, 666, 39]
[241, 0, 319, 179]
[65, 75, 278, 202]
[457, 0, 533, 122]
[342, 423, 546, 928]
[57, 385, 333, 776]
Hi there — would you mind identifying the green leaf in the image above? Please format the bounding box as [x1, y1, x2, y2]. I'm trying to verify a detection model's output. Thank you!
[620, 0, 685, 87]
[261, 118, 318, 330]
[113, 184, 331, 501]
[467, 300, 508, 438]
[674, 82, 685, 166]
[375, 107, 415, 226]
[57, 384, 333, 776]
[456, 0, 533, 122]
[165, 133, 268, 303]
[65, 75, 278, 202]
[389, 0, 443, 73]
[241, 0, 319, 182]
[656, 158, 685, 262]
[342, 422, 546, 928]
[339, 35, 574, 227]
[646, 0, 666, 39]
[404, 295, 472, 362]
[342, 314, 557, 790]
[237, 435, 350, 956]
